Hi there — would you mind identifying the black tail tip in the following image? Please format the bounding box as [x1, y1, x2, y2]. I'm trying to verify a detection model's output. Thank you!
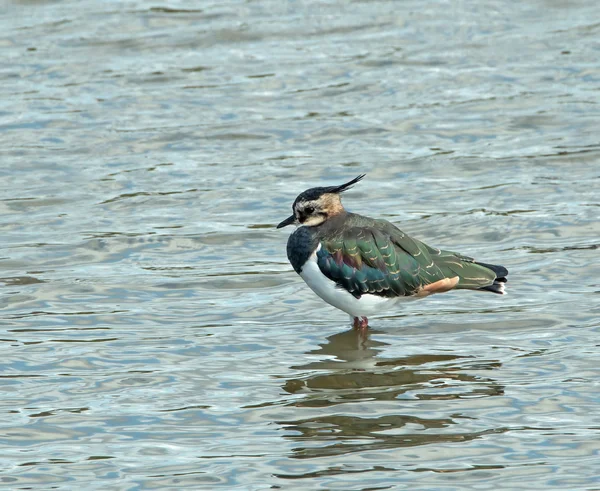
[475, 261, 508, 295]
[479, 280, 507, 295]
[475, 261, 508, 279]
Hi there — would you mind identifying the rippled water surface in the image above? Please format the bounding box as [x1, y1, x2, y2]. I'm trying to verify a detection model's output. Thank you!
[2, 0, 600, 489]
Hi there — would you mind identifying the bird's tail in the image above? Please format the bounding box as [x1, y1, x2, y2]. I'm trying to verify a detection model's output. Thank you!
[474, 261, 508, 295]
[425, 244, 509, 295]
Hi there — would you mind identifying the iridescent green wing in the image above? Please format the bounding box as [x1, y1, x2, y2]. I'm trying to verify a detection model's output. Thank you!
[316, 226, 429, 298]
[317, 221, 498, 298]
[377, 220, 499, 291]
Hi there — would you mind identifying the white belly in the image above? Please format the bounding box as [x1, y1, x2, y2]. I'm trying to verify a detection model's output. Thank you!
[299, 245, 412, 317]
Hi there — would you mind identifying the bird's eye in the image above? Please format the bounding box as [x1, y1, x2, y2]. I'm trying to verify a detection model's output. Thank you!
[305, 206, 315, 214]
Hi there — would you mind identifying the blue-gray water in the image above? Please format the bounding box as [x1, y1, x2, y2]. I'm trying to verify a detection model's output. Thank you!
[2, 0, 600, 489]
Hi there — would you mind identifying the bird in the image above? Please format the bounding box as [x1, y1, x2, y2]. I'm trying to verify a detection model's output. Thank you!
[277, 174, 508, 329]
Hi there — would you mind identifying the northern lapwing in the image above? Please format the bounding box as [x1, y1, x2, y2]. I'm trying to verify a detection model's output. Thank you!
[277, 175, 508, 329]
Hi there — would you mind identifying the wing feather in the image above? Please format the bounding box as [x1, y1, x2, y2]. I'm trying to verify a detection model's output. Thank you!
[316, 219, 500, 298]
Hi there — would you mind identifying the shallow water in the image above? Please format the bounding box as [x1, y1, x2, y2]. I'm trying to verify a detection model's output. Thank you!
[2, 0, 600, 489]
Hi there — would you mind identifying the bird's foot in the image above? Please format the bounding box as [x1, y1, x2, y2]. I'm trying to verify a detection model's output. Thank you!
[352, 316, 369, 330]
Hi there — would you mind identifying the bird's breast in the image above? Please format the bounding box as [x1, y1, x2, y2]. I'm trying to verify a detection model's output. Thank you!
[286, 226, 319, 274]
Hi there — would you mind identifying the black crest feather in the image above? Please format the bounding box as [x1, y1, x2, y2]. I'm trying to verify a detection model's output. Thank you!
[329, 174, 366, 194]
[294, 174, 366, 204]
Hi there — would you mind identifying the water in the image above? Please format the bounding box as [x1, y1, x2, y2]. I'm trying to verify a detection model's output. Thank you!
[2, 0, 600, 489]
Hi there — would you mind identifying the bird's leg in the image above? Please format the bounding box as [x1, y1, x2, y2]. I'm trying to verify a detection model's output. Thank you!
[352, 316, 369, 330]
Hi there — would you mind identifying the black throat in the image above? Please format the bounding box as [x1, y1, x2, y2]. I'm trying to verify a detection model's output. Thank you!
[286, 226, 319, 273]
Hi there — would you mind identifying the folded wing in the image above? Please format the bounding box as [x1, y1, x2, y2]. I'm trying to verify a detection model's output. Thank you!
[316, 221, 504, 299]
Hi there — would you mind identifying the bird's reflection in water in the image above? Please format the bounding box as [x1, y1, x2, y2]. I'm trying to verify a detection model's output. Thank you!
[278, 327, 506, 460]
[290, 326, 387, 372]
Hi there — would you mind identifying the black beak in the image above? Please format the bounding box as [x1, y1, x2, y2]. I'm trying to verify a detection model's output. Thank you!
[276, 215, 296, 228]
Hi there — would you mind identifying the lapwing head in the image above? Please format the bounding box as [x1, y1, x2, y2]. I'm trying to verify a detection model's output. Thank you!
[277, 174, 365, 228]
